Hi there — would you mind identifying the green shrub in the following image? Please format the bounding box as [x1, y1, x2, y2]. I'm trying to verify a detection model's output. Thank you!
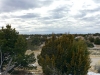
[94, 37, 100, 45]
[88, 37, 94, 42]
[38, 34, 91, 75]
[86, 41, 94, 48]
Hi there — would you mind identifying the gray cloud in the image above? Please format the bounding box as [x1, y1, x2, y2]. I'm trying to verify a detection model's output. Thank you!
[49, 6, 69, 19]
[73, 12, 86, 19]
[0, 15, 9, 19]
[79, 13, 100, 23]
[81, 16, 96, 22]
[52, 6, 69, 13]
[17, 13, 40, 19]
[72, 6, 100, 20]
[92, 0, 100, 3]
[40, 6, 69, 22]
[0, 0, 53, 12]
[81, 7, 100, 13]
[37, 6, 70, 25]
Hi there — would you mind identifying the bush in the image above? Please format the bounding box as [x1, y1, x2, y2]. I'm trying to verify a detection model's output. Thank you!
[94, 37, 100, 45]
[86, 41, 94, 48]
[38, 34, 91, 75]
[88, 37, 94, 42]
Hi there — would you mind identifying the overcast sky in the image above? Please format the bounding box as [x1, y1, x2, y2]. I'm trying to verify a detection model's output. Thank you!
[0, 0, 100, 34]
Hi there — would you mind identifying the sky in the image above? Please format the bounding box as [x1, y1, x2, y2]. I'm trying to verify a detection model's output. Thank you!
[0, 0, 100, 34]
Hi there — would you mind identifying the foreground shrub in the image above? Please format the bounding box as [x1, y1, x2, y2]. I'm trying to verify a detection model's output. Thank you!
[38, 34, 91, 75]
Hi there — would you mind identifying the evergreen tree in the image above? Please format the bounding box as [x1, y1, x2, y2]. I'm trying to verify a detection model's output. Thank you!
[38, 34, 90, 75]
[88, 37, 94, 42]
[94, 37, 100, 45]
[86, 41, 94, 48]
[0, 25, 36, 74]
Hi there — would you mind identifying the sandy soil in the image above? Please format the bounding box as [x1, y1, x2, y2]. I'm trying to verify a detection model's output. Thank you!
[33, 49, 42, 73]
[27, 50, 100, 72]
[90, 55, 100, 66]
[26, 44, 100, 73]
[29, 49, 100, 73]
[26, 49, 43, 73]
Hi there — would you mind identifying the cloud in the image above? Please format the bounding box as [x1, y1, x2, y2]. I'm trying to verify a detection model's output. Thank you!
[71, 6, 100, 20]
[73, 11, 86, 19]
[0, 0, 100, 34]
[0, 0, 53, 12]
[48, 6, 69, 19]
[17, 13, 40, 19]
[92, 0, 100, 3]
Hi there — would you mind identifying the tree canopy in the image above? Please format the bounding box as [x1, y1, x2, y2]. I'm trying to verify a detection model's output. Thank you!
[0, 25, 36, 74]
[94, 37, 100, 45]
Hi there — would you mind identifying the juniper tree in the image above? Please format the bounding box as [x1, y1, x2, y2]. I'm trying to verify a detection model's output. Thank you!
[94, 37, 100, 45]
[38, 34, 90, 75]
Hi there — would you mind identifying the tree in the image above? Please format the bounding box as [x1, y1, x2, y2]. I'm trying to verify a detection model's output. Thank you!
[0, 25, 36, 75]
[38, 34, 90, 75]
[88, 36, 94, 42]
[86, 41, 94, 48]
[31, 36, 46, 46]
[94, 37, 100, 45]
[31, 37, 41, 46]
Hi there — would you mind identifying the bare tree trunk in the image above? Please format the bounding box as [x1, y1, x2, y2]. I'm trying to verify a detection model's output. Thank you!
[2, 58, 14, 75]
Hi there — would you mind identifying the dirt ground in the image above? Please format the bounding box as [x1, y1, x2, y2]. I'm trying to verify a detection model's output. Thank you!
[90, 55, 100, 66]
[89, 55, 100, 72]
[27, 50, 100, 73]
[89, 46, 100, 72]
[26, 44, 100, 73]
[26, 49, 43, 73]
